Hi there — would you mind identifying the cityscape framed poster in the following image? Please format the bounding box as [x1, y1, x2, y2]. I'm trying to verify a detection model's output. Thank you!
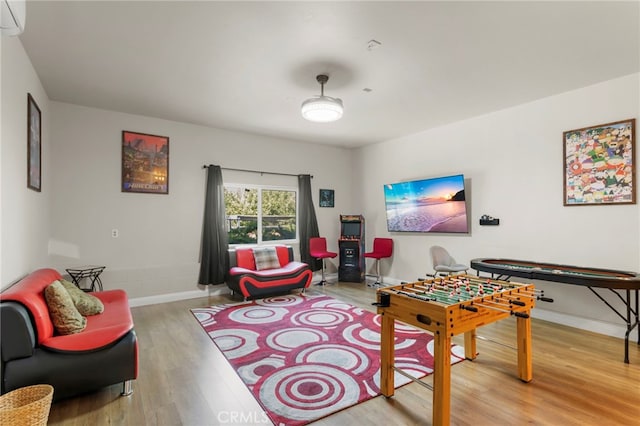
[122, 130, 169, 194]
[563, 118, 635, 206]
[27, 93, 41, 192]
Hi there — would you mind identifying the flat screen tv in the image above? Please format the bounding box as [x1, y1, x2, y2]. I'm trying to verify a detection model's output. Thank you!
[383, 174, 468, 233]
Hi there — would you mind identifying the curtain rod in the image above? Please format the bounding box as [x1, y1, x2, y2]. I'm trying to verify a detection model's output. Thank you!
[202, 164, 312, 179]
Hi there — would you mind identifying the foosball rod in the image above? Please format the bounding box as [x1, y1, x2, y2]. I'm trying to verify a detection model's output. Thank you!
[430, 277, 512, 292]
[492, 296, 527, 307]
[514, 290, 554, 303]
[414, 280, 501, 295]
[477, 299, 518, 309]
[415, 282, 511, 300]
[414, 283, 524, 305]
[463, 275, 547, 296]
[401, 281, 532, 305]
[446, 278, 525, 292]
[469, 302, 530, 318]
[443, 276, 533, 292]
[434, 275, 501, 286]
[393, 289, 456, 305]
[417, 277, 507, 295]
[433, 277, 553, 303]
[445, 277, 547, 298]
[413, 284, 495, 304]
[403, 282, 467, 300]
[396, 287, 461, 304]
[412, 283, 474, 300]
[398, 282, 453, 300]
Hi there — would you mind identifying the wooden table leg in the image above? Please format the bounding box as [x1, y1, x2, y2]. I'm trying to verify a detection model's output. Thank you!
[380, 314, 395, 397]
[464, 328, 477, 360]
[516, 312, 533, 382]
[433, 331, 451, 426]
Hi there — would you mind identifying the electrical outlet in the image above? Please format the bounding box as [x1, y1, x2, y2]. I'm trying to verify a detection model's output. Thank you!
[111, 229, 119, 238]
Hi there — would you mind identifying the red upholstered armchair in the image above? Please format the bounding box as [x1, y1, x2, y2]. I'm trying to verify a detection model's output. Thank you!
[0, 268, 138, 401]
[364, 238, 393, 287]
[227, 245, 312, 299]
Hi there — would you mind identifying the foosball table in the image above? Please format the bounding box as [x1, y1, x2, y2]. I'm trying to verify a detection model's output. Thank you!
[375, 274, 547, 425]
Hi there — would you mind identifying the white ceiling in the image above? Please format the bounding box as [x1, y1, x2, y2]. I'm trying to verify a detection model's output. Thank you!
[18, 1, 640, 148]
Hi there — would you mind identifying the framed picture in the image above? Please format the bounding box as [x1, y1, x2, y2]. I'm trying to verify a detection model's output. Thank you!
[27, 94, 41, 192]
[319, 189, 334, 207]
[563, 119, 635, 206]
[122, 130, 169, 194]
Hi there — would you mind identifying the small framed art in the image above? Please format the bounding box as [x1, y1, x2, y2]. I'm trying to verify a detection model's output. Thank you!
[122, 130, 169, 194]
[563, 118, 635, 206]
[319, 189, 334, 207]
[27, 94, 41, 192]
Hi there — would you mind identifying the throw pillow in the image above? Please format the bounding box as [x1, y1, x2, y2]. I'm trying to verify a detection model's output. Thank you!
[60, 279, 104, 316]
[44, 281, 87, 335]
[253, 247, 281, 271]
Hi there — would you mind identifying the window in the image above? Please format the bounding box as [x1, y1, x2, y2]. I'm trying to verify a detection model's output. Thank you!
[224, 185, 297, 245]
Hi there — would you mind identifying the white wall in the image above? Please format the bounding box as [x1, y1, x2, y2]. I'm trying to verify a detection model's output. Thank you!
[3, 33, 639, 339]
[1, 35, 3, 284]
[1, 36, 51, 288]
[355, 73, 640, 337]
[47, 102, 353, 300]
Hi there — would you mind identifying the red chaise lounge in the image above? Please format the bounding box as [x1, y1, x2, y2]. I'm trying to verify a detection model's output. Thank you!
[227, 245, 312, 299]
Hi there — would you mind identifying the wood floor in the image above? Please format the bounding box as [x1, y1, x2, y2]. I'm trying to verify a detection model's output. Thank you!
[48, 281, 640, 425]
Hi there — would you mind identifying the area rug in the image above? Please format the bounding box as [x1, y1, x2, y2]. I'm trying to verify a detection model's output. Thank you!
[191, 294, 464, 426]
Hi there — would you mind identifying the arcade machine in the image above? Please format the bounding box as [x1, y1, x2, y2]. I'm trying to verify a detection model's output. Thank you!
[338, 215, 365, 282]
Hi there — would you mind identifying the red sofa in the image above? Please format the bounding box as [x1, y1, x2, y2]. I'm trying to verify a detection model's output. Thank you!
[227, 245, 312, 299]
[0, 268, 138, 400]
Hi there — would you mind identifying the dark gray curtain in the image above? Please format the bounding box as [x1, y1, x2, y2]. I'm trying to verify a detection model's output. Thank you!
[198, 165, 229, 285]
[298, 174, 322, 271]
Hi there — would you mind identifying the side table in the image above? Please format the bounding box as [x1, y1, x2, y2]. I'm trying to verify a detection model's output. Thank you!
[65, 266, 105, 292]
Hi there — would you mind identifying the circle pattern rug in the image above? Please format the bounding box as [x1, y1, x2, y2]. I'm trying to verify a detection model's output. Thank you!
[191, 294, 464, 425]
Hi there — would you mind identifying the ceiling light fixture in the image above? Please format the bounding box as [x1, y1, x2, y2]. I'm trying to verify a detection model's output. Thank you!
[301, 74, 343, 123]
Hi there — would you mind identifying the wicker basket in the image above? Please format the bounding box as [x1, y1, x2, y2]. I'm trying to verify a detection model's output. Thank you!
[0, 385, 54, 426]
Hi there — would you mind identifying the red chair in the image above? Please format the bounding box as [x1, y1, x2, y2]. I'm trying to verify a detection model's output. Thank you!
[364, 238, 393, 287]
[309, 237, 337, 285]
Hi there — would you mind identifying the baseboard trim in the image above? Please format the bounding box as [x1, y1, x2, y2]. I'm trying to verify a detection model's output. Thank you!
[128, 281, 628, 340]
[532, 308, 626, 339]
[129, 285, 230, 307]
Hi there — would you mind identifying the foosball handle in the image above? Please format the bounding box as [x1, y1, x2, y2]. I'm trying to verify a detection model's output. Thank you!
[538, 296, 554, 303]
[461, 305, 478, 312]
[372, 292, 391, 308]
[513, 312, 530, 319]
[510, 300, 526, 306]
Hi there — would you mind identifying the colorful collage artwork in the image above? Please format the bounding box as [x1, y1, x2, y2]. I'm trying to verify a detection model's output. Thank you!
[563, 119, 635, 206]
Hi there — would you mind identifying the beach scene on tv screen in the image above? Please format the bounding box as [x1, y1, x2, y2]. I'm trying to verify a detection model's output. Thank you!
[384, 175, 468, 233]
